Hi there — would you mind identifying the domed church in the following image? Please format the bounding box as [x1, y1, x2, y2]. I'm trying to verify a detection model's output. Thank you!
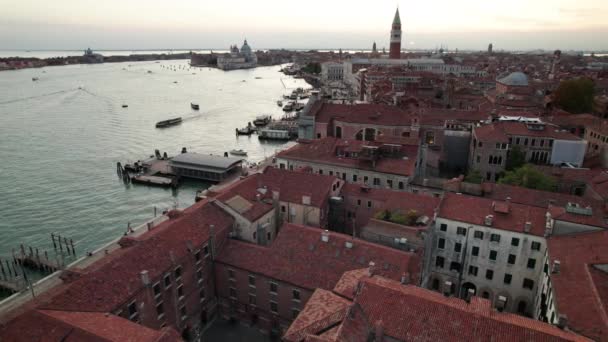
[218, 39, 258, 70]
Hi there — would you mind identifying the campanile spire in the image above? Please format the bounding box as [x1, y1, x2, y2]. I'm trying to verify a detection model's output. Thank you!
[389, 8, 402, 59]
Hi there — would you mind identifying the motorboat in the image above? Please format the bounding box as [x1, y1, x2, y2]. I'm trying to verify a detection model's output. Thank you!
[283, 102, 294, 111]
[236, 123, 255, 135]
[191, 103, 200, 110]
[155, 117, 182, 128]
[122, 104, 128, 108]
[253, 115, 272, 127]
[277, 100, 283, 107]
[229, 149, 248, 156]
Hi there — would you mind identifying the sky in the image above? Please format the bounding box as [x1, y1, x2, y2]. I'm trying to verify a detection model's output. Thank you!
[0, 0, 607, 51]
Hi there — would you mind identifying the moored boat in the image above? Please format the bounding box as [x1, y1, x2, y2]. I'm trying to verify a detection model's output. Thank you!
[191, 103, 200, 110]
[283, 102, 294, 111]
[229, 149, 248, 156]
[277, 100, 283, 107]
[253, 115, 272, 127]
[155, 117, 182, 128]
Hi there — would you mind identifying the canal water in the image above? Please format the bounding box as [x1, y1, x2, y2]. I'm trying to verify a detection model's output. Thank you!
[0, 60, 307, 259]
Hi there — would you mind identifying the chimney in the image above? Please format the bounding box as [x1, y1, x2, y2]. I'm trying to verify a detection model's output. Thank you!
[302, 195, 311, 205]
[256, 193, 261, 202]
[552, 260, 561, 274]
[345, 241, 353, 249]
[557, 314, 568, 329]
[443, 281, 452, 297]
[484, 215, 494, 226]
[321, 230, 330, 243]
[524, 221, 532, 233]
[272, 190, 280, 201]
[496, 296, 507, 312]
[400, 273, 410, 285]
[465, 288, 475, 303]
[140, 270, 150, 286]
[368, 261, 376, 277]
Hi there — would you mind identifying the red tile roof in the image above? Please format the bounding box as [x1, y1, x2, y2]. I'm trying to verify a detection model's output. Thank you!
[314, 103, 415, 126]
[548, 231, 608, 341]
[438, 193, 548, 237]
[474, 121, 581, 142]
[482, 183, 608, 228]
[216, 223, 420, 291]
[286, 275, 588, 342]
[44, 200, 234, 312]
[277, 138, 418, 177]
[0, 310, 181, 342]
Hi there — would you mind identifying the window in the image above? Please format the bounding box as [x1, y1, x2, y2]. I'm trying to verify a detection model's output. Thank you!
[156, 303, 164, 318]
[293, 289, 301, 301]
[440, 224, 447, 232]
[229, 287, 237, 299]
[472, 246, 480, 256]
[352, 174, 357, 182]
[468, 265, 478, 276]
[450, 262, 461, 272]
[363, 176, 368, 183]
[180, 305, 187, 320]
[270, 282, 278, 294]
[367, 201, 372, 208]
[456, 227, 467, 236]
[527, 258, 536, 269]
[486, 269, 494, 280]
[511, 238, 520, 247]
[398, 181, 404, 190]
[228, 269, 235, 280]
[373, 178, 380, 186]
[504, 273, 512, 285]
[438, 238, 445, 249]
[489, 250, 498, 261]
[523, 278, 534, 290]
[454, 243, 462, 253]
[203, 245, 209, 257]
[177, 284, 184, 299]
[248, 275, 256, 287]
[524, 138, 528, 146]
[387, 179, 393, 188]
[128, 301, 138, 320]
[194, 251, 201, 263]
[357, 199, 361, 206]
[174, 266, 182, 281]
[249, 294, 256, 305]
[292, 309, 300, 319]
[164, 274, 171, 288]
[531, 241, 541, 251]
[270, 301, 278, 313]
[490, 234, 501, 243]
[476, 155, 481, 163]
[508, 254, 516, 265]
[435, 256, 445, 268]
[474, 231, 484, 239]
[153, 282, 162, 299]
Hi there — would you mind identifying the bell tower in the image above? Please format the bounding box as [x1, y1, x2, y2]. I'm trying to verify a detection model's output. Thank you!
[389, 8, 402, 59]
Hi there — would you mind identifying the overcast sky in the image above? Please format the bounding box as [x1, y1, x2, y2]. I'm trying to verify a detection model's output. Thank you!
[1, 0, 607, 51]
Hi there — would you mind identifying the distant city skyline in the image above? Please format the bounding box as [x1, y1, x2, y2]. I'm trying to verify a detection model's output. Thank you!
[1, 0, 607, 51]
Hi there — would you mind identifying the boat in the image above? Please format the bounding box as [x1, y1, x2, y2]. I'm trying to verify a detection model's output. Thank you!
[236, 123, 255, 135]
[295, 102, 305, 111]
[283, 102, 295, 111]
[191, 103, 200, 110]
[253, 115, 272, 127]
[229, 149, 248, 156]
[122, 104, 128, 108]
[258, 129, 291, 141]
[255, 77, 262, 79]
[277, 100, 283, 107]
[155, 117, 182, 128]
[32, 77, 39, 81]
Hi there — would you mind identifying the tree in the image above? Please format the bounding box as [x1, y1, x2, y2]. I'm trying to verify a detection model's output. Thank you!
[506, 145, 526, 171]
[464, 169, 483, 184]
[553, 78, 595, 113]
[498, 164, 557, 191]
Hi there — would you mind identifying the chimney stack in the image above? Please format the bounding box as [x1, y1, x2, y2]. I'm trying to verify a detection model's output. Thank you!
[321, 230, 330, 243]
[368, 261, 376, 277]
[400, 273, 410, 285]
[496, 296, 507, 312]
[524, 221, 532, 233]
[443, 281, 452, 297]
[465, 288, 475, 303]
[557, 314, 568, 329]
[140, 270, 150, 286]
[484, 215, 494, 226]
[374, 321, 384, 341]
[552, 260, 561, 274]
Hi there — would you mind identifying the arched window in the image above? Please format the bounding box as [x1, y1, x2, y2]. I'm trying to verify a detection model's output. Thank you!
[335, 126, 342, 138]
[517, 300, 527, 315]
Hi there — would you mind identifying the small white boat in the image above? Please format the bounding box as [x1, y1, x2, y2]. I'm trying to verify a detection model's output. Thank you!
[229, 149, 248, 156]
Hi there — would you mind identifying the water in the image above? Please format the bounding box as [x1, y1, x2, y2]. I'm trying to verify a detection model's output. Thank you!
[0, 60, 307, 258]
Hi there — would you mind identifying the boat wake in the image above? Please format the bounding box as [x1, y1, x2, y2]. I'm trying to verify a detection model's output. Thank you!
[0, 88, 80, 105]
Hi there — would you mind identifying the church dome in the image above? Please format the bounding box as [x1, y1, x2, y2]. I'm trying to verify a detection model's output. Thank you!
[498, 72, 529, 86]
[240, 40, 252, 56]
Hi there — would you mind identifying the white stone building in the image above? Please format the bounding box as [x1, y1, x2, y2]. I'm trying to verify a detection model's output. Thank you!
[217, 39, 258, 70]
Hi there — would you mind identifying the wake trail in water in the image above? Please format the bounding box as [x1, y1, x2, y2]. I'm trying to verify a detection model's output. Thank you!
[0, 88, 80, 105]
